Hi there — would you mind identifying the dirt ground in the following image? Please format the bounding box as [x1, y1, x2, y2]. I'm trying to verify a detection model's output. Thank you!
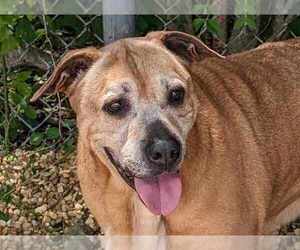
[0, 149, 299, 235]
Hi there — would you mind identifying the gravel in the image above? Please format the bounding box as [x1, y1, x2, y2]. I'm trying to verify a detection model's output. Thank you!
[0, 149, 299, 235]
[0, 149, 100, 235]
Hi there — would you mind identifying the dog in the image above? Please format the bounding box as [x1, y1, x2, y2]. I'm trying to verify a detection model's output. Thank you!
[31, 31, 300, 244]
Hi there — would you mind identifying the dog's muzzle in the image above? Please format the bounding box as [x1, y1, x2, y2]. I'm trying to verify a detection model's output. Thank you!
[143, 120, 182, 175]
[104, 147, 135, 189]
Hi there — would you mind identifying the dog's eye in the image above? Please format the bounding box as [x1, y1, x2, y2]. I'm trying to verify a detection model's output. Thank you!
[168, 87, 185, 106]
[103, 98, 129, 116]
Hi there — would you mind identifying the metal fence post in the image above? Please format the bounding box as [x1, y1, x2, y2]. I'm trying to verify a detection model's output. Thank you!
[103, 0, 135, 44]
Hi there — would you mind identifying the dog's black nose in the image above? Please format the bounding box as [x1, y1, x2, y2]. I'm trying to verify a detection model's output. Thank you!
[144, 120, 181, 172]
[147, 139, 181, 169]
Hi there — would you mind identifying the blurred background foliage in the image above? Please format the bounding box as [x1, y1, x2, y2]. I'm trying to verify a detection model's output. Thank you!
[0, 14, 299, 155]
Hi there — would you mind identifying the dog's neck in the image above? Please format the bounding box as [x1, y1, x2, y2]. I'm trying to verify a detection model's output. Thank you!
[132, 193, 166, 235]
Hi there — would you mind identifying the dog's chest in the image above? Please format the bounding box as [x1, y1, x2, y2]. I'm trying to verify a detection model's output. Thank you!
[132, 194, 166, 235]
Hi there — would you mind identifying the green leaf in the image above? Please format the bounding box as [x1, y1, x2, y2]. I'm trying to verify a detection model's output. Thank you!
[15, 81, 32, 97]
[234, 17, 245, 29]
[193, 18, 205, 33]
[0, 16, 18, 25]
[207, 19, 221, 36]
[0, 184, 13, 204]
[16, 71, 32, 82]
[234, 16, 256, 30]
[10, 92, 25, 106]
[0, 35, 19, 55]
[62, 119, 75, 129]
[136, 16, 149, 34]
[23, 105, 37, 120]
[26, 15, 36, 21]
[8, 119, 23, 141]
[0, 26, 10, 42]
[245, 16, 256, 29]
[30, 132, 43, 146]
[14, 17, 36, 43]
[46, 127, 60, 140]
[52, 15, 83, 34]
[35, 28, 46, 38]
[62, 138, 75, 153]
[289, 17, 300, 36]
[0, 211, 10, 222]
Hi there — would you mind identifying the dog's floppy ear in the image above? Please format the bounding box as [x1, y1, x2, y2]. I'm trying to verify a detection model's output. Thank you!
[30, 47, 100, 103]
[146, 31, 224, 63]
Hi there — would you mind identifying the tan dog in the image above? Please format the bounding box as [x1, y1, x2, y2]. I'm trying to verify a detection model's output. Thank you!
[31, 32, 300, 240]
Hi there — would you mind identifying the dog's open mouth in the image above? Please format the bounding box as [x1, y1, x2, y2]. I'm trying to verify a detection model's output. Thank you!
[104, 147, 182, 216]
[104, 147, 135, 189]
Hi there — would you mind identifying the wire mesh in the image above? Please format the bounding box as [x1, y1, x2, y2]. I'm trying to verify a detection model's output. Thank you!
[0, 14, 299, 153]
[0, 13, 300, 236]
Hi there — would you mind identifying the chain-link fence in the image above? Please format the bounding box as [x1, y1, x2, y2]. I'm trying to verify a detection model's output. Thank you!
[0, 15, 299, 155]
[0, 14, 300, 235]
[0, 15, 105, 154]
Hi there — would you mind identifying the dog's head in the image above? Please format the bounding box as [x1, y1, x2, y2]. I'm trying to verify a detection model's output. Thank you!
[31, 31, 223, 215]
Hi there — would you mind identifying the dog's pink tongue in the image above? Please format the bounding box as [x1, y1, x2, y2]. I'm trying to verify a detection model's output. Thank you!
[134, 173, 182, 216]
